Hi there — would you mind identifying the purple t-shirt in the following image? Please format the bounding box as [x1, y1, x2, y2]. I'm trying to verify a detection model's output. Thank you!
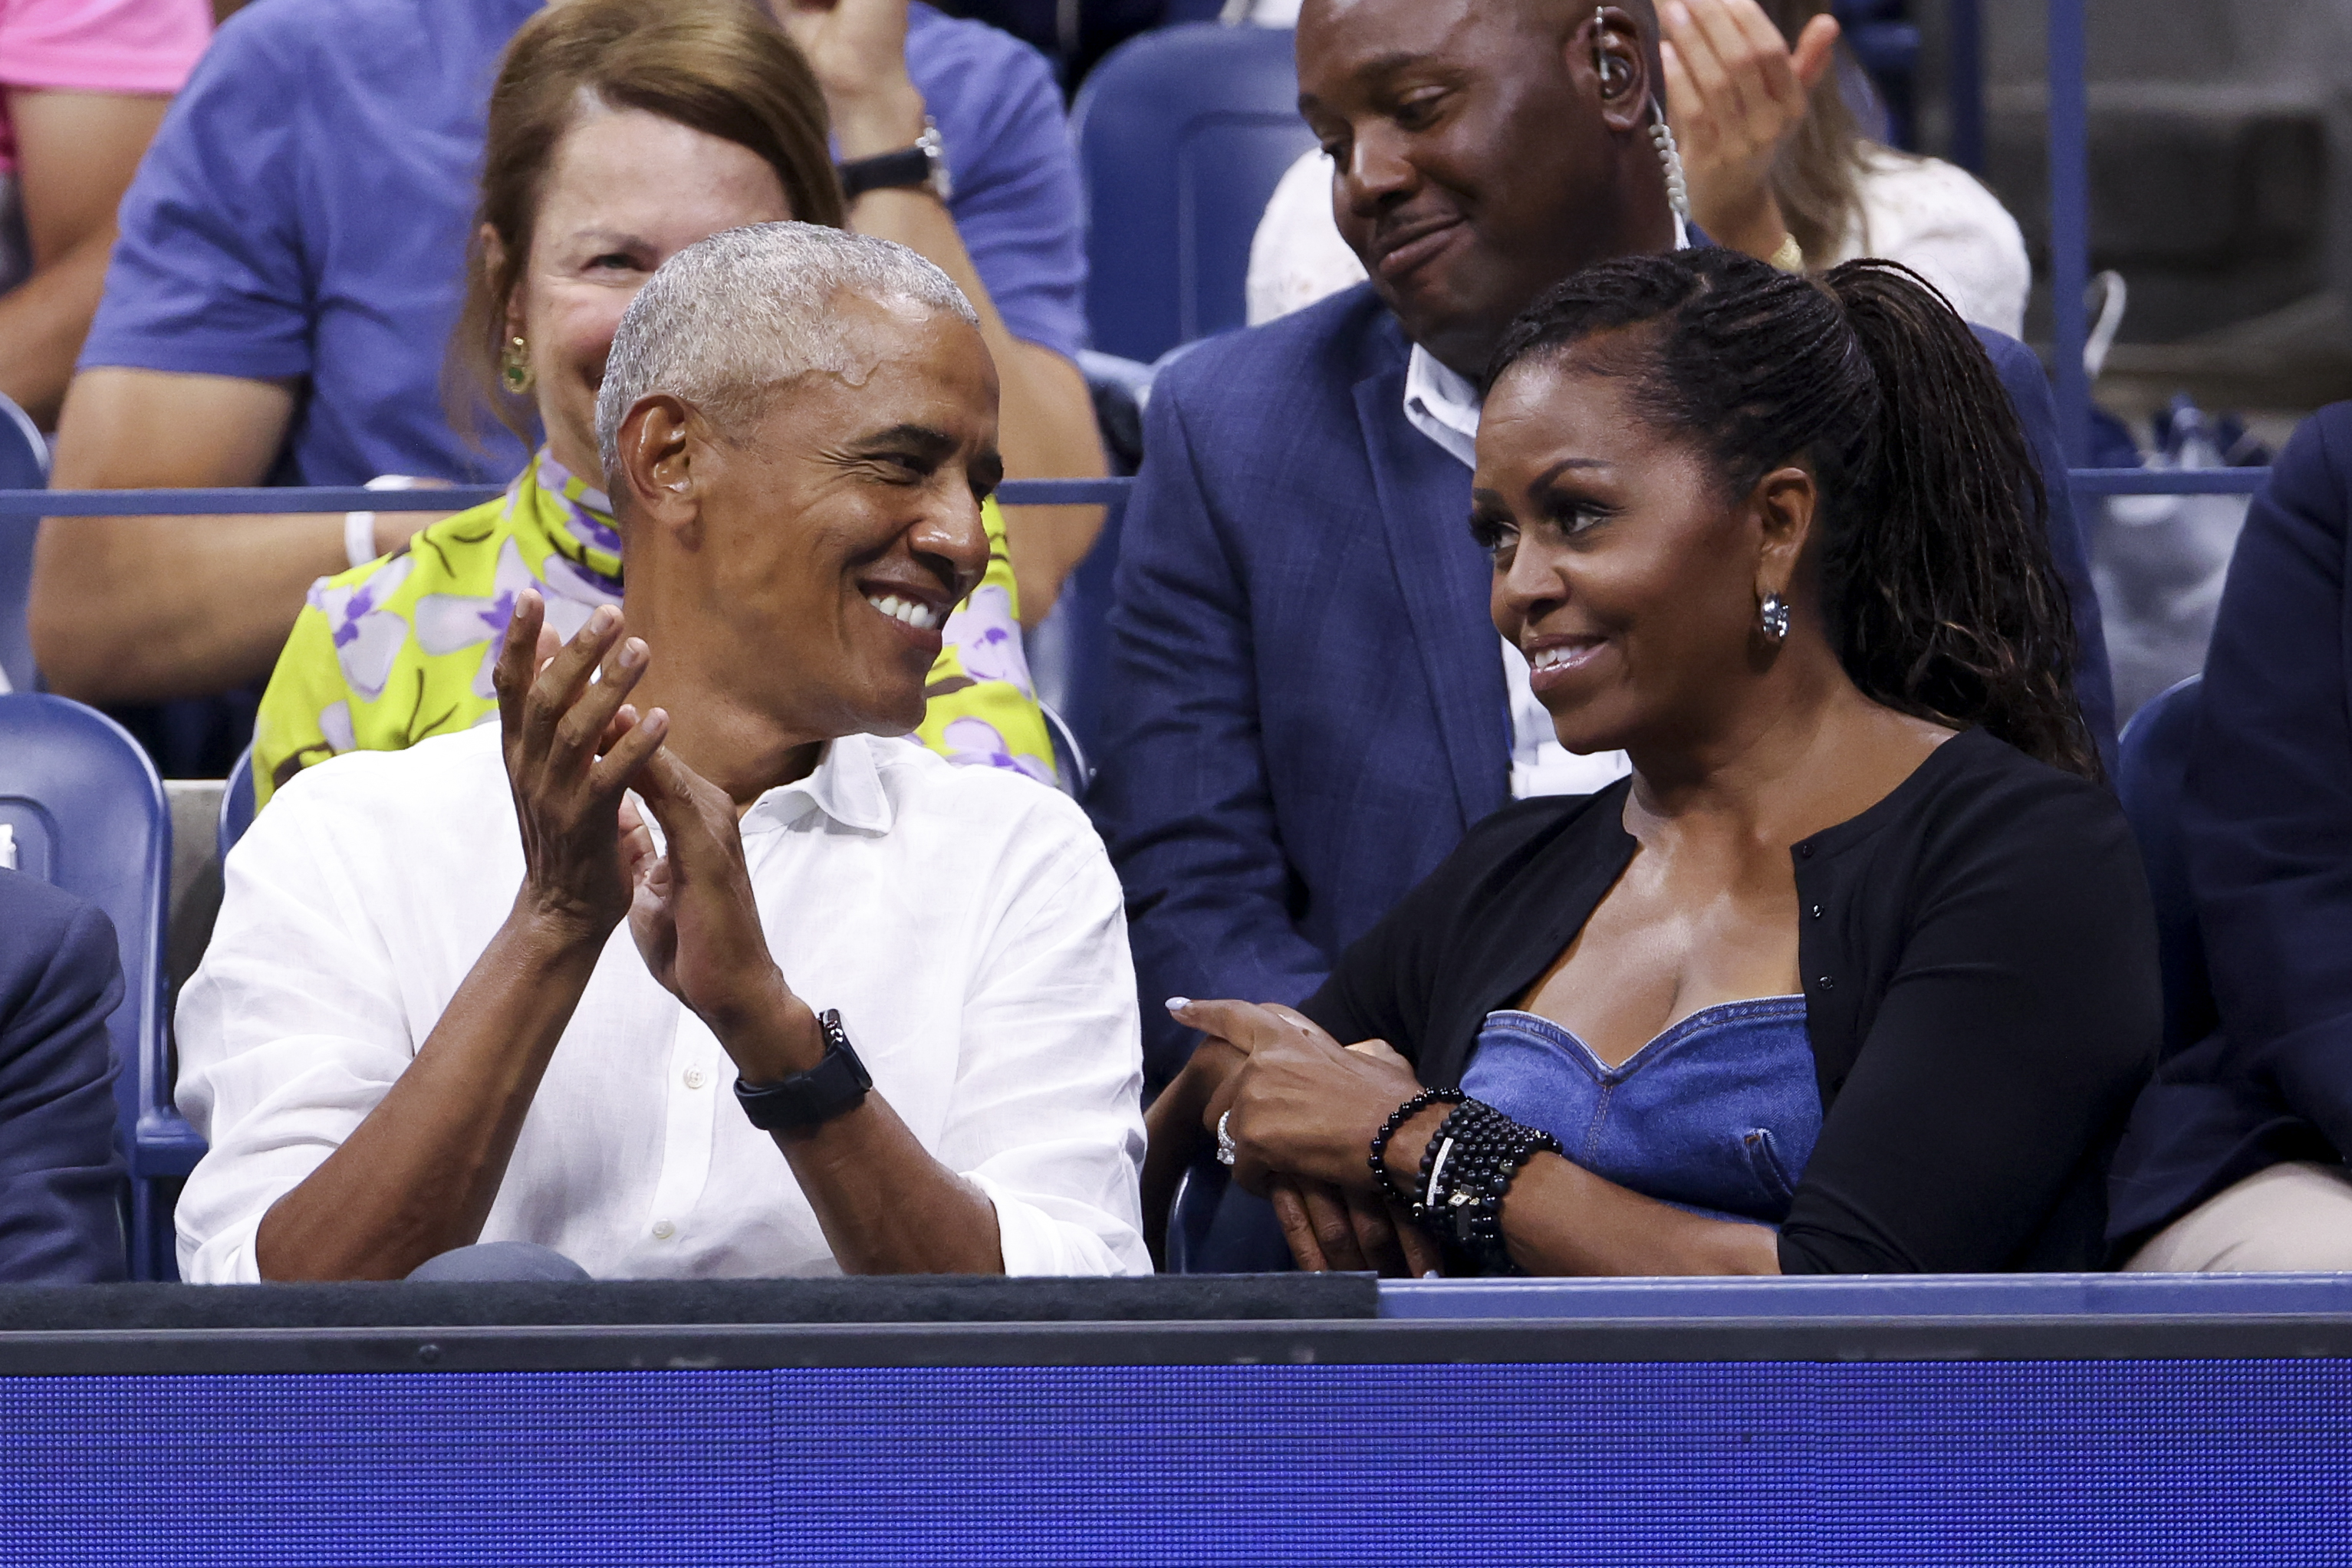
[79, 0, 1088, 485]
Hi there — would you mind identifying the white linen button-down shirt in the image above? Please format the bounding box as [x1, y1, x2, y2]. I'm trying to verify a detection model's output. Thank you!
[175, 725, 1150, 1282]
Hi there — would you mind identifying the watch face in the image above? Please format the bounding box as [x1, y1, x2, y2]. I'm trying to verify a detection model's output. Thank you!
[917, 122, 954, 203]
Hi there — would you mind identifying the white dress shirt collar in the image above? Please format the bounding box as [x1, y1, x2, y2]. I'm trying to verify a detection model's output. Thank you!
[740, 735, 895, 838]
[1400, 216, 1690, 471]
[1400, 347, 1483, 470]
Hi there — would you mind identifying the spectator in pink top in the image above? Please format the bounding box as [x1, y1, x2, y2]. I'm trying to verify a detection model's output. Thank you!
[0, 0, 210, 427]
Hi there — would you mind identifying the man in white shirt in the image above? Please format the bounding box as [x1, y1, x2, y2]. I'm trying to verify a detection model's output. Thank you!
[176, 224, 1148, 1284]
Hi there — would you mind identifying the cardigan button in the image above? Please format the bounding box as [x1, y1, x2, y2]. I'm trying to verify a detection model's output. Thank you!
[1808, 904, 1823, 920]
[1817, 975, 1835, 991]
[1798, 843, 1814, 860]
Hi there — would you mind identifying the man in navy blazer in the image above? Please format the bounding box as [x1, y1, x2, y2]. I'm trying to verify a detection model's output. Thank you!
[1096, 0, 2117, 1093]
[0, 869, 128, 1281]
[2107, 403, 2352, 1269]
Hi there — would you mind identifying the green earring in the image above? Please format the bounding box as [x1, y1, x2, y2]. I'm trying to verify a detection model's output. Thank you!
[500, 335, 534, 394]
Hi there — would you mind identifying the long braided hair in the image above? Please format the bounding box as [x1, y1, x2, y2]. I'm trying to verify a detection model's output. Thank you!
[1484, 247, 2099, 781]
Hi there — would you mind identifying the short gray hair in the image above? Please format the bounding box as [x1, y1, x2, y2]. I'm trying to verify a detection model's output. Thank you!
[594, 222, 980, 473]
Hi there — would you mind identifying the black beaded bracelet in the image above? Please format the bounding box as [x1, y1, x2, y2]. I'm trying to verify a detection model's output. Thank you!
[1368, 1088, 1464, 1216]
[1417, 1100, 1475, 1228]
[1417, 1098, 1562, 1275]
[1416, 1100, 1502, 1244]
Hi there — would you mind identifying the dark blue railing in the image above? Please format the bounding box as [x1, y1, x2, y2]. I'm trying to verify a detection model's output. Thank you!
[0, 466, 2275, 525]
[0, 477, 1136, 516]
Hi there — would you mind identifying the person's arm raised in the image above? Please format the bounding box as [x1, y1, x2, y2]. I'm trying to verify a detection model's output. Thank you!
[31, 367, 450, 703]
[625, 745, 1008, 1275]
[252, 593, 665, 1280]
[1660, 0, 1839, 264]
[778, 0, 1107, 625]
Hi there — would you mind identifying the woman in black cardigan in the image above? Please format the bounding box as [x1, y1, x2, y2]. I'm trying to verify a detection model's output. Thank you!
[1146, 248, 2157, 1277]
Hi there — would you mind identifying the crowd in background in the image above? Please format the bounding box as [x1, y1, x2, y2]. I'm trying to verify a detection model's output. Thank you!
[2, 0, 2348, 1289]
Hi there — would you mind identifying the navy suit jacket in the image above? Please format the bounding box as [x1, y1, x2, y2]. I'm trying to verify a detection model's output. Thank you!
[2108, 403, 2352, 1243]
[1097, 284, 2117, 1081]
[0, 869, 127, 1282]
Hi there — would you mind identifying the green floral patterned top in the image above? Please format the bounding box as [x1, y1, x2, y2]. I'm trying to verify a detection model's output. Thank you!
[252, 449, 1054, 807]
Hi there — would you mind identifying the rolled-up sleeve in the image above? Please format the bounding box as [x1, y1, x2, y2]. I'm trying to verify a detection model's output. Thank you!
[173, 787, 415, 1283]
[938, 799, 1149, 1277]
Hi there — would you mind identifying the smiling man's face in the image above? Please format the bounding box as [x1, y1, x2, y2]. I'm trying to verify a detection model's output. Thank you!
[686, 294, 1001, 741]
[1298, 0, 1654, 379]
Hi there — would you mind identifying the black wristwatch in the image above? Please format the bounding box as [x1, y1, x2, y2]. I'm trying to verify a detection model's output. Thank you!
[837, 116, 952, 202]
[734, 1010, 873, 1132]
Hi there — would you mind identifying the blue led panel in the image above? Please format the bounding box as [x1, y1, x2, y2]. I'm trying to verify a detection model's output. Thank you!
[5, 1361, 2350, 1565]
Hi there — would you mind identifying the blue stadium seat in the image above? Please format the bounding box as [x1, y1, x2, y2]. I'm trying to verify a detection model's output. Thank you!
[1834, 0, 1921, 148]
[1039, 702, 1094, 801]
[0, 693, 204, 1279]
[1163, 1152, 1227, 1274]
[2113, 675, 2218, 1057]
[1071, 21, 1318, 363]
[0, 390, 47, 695]
[1041, 493, 1129, 774]
[219, 746, 256, 858]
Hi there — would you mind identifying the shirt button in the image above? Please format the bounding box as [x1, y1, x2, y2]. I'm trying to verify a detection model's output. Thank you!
[650, 1219, 676, 1240]
[683, 1067, 707, 1090]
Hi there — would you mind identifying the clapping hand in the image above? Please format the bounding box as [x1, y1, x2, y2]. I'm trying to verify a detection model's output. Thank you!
[1169, 998, 1445, 1278]
[626, 748, 818, 1071]
[1660, 0, 1840, 259]
[773, 0, 924, 157]
[494, 591, 668, 942]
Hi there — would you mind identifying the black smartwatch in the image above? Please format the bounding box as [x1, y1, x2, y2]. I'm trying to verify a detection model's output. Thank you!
[734, 1010, 872, 1132]
[837, 116, 952, 202]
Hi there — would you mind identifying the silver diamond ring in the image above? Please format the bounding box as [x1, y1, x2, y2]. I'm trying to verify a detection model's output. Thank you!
[1215, 1109, 1238, 1166]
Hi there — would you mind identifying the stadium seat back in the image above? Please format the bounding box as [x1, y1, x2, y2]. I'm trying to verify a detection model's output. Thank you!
[1042, 493, 1129, 772]
[1072, 22, 1318, 363]
[2114, 675, 2218, 1058]
[0, 391, 47, 694]
[220, 746, 257, 858]
[1163, 1152, 1227, 1275]
[0, 693, 202, 1278]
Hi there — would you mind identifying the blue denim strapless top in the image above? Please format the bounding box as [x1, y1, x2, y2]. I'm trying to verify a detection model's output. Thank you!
[1459, 998, 1823, 1224]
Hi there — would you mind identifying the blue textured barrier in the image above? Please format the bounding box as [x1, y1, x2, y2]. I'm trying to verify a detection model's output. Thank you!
[5, 1357, 2349, 1565]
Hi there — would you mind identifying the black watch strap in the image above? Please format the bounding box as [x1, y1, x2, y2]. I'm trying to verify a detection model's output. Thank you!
[839, 145, 932, 200]
[837, 117, 951, 202]
[734, 1010, 873, 1132]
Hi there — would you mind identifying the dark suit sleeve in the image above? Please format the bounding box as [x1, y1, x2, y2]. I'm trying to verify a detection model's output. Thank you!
[1780, 784, 2159, 1273]
[0, 896, 128, 1283]
[2181, 408, 2352, 1159]
[1094, 376, 1335, 1083]
[1973, 326, 2119, 768]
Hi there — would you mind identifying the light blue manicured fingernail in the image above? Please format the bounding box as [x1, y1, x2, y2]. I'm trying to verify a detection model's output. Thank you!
[1164, 997, 1192, 1012]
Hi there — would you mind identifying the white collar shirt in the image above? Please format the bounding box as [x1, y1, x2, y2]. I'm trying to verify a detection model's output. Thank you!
[175, 725, 1150, 1282]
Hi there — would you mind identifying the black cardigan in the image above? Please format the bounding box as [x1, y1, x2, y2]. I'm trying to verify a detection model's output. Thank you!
[1300, 728, 2160, 1274]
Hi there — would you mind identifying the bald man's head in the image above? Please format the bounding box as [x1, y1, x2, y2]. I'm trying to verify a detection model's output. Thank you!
[1295, 0, 1676, 378]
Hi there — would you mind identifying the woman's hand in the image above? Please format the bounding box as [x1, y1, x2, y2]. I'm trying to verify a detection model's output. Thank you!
[1268, 1177, 1447, 1278]
[494, 590, 667, 944]
[1660, 0, 1840, 261]
[775, 0, 924, 159]
[1168, 999, 1426, 1197]
[1162, 1001, 1448, 1276]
